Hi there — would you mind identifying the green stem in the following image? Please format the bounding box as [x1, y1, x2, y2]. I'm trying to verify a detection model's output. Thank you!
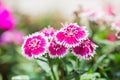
[47, 54, 57, 80]
[76, 58, 80, 69]
[34, 57, 47, 63]
[75, 58, 80, 80]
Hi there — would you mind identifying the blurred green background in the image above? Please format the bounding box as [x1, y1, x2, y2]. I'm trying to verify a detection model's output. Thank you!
[0, 0, 120, 80]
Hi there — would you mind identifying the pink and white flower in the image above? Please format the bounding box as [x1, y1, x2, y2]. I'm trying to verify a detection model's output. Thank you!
[48, 39, 68, 58]
[102, 4, 115, 23]
[40, 26, 56, 39]
[72, 39, 97, 60]
[55, 23, 88, 47]
[112, 21, 120, 31]
[22, 33, 47, 58]
[80, 9, 104, 21]
[103, 4, 115, 17]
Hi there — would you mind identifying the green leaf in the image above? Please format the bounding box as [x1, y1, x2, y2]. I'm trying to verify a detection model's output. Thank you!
[37, 57, 50, 73]
[11, 75, 29, 80]
[93, 55, 107, 71]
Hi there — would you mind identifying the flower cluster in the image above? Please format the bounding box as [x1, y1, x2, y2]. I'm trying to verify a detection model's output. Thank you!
[0, 1, 23, 45]
[22, 23, 97, 60]
[80, 4, 115, 24]
[79, 4, 120, 40]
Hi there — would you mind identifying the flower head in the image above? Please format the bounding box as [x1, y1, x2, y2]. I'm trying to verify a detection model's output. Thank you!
[55, 23, 88, 47]
[0, 1, 16, 30]
[48, 39, 68, 58]
[0, 29, 24, 45]
[22, 33, 47, 58]
[103, 4, 115, 16]
[107, 33, 116, 42]
[80, 9, 104, 21]
[72, 39, 97, 60]
[112, 21, 120, 31]
[40, 26, 56, 39]
[102, 4, 115, 23]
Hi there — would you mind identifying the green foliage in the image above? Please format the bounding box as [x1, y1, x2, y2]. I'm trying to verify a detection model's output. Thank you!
[80, 73, 106, 80]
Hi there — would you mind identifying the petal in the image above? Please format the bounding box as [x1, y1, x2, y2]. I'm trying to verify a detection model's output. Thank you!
[32, 47, 45, 56]
[24, 48, 32, 58]
[76, 30, 87, 39]
[64, 37, 79, 47]
[56, 45, 67, 57]
[48, 44, 57, 57]
[56, 31, 65, 43]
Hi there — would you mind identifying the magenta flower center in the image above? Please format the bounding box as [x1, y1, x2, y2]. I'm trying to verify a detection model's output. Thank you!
[64, 27, 78, 37]
[28, 39, 41, 50]
[54, 45, 60, 51]
[52, 42, 61, 51]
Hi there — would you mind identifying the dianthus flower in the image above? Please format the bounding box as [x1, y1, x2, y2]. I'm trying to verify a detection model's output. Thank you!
[102, 4, 115, 23]
[0, 1, 16, 30]
[55, 23, 88, 47]
[40, 26, 56, 39]
[107, 33, 116, 42]
[112, 21, 120, 31]
[48, 39, 68, 58]
[72, 39, 97, 60]
[0, 29, 24, 45]
[22, 33, 47, 58]
[104, 4, 115, 16]
[80, 9, 104, 21]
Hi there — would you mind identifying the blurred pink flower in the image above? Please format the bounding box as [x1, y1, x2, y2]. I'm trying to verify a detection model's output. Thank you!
[48, 39, 68, 58]
[102, 4, 115, 22]
[80, 9, 96, 19]
[112, 21, 120, 31]
[107, 33, 116, 42]
[0, 29, 24, 45]
[55, 23, 88, 47]
[22, 33, 47, 58]
[80, 9, 104, 21]
[0, 1, 16, 30]
[72, 39, 97, 60]
[104, 4, 115, 16]
[40, 26, 56, 39]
